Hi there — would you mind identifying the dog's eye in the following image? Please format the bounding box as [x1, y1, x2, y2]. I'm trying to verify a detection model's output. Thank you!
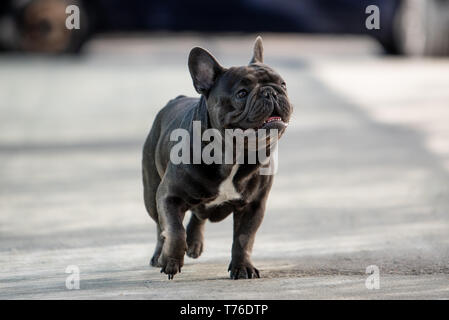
[281, 82, 287, 90]
[236, 89, 248, 99]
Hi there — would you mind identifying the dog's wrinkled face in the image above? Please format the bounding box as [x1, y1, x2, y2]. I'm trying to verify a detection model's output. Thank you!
[188, 37, 292, 137]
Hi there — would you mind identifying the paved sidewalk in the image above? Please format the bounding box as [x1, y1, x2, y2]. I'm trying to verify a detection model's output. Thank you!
[1, 35, 448, 299]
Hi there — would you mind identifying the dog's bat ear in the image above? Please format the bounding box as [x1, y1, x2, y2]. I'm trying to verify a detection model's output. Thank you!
[188, 47, 224, 95]
[250, 36, 263, 64]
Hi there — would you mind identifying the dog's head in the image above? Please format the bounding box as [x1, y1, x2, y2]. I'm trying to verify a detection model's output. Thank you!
[188, 37, 292, 138]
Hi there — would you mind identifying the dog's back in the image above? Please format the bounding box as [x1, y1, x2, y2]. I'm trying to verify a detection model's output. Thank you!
[142, 95, 198, 219]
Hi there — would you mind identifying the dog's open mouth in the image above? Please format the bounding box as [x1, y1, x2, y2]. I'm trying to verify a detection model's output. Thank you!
[264, 116, 282, 125]
[258, 114, 288, 130]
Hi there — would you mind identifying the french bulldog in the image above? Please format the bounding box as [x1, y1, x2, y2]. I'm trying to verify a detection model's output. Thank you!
[142, 36, 292, 279]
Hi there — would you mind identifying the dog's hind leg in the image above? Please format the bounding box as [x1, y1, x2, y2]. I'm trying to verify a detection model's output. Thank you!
[186, 213, 206, 259]
[143, 163, 164, 267]
[150, 224, 164, 267]
[142, 115, 165, 267]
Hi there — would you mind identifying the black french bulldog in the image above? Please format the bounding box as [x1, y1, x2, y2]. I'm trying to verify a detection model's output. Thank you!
[142, 37, 292, 279]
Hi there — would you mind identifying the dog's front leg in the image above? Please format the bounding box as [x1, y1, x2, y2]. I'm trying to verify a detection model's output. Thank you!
[156, 184, 187, 279]
[229, 200, 266, 279]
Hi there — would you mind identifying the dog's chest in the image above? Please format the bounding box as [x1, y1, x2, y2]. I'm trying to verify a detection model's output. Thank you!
[204, 165, 241, 208]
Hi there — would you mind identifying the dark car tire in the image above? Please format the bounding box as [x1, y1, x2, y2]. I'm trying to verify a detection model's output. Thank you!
[393, 0, 449, 56]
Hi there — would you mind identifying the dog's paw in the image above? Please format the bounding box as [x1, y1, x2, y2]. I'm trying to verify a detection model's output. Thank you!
[186, 239, 203, 259]
[228, 261, 260, 280]
[150, 253, 162, 267]
[158, 254, 183, 280]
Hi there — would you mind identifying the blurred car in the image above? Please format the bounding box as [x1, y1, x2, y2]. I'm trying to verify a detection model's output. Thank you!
[0, 0, 448, 55]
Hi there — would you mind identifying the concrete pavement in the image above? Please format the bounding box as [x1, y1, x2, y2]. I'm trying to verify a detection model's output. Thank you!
[0, 34, 448, 299]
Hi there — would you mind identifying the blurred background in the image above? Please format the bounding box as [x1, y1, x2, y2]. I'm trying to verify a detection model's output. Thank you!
[1, 0, 449, 55]
[1, 0, 449, 299]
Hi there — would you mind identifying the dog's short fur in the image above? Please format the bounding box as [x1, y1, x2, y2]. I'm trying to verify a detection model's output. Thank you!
[142, 37, 292, 279]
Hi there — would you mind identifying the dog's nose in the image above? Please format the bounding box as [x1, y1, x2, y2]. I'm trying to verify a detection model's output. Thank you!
[261, 87, 277, 100]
